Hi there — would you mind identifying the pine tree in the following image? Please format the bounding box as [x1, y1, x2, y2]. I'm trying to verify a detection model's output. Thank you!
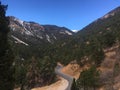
[26, 57, 40, 89]
[71, 78, 79, 90]
[77, 66, 100, 90]
[0, 1, 14, 90]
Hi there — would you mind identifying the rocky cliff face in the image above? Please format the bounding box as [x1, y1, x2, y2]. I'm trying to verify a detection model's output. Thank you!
[8, 16, 74, 45]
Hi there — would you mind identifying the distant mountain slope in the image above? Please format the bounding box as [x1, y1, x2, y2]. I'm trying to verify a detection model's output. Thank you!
[11, 6, 120, 90]
[75, 6, 120, 44]
[53, 6, 120, 89]
[8, 16, 74, 45]
[8, 16, 74, 89]
[43, 6, 120, 65]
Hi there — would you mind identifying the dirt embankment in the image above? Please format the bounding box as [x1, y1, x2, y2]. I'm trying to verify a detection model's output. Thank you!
[31, 63, 80, 90]
[15, 45, 120, 90]
[98, 45, 120, 90]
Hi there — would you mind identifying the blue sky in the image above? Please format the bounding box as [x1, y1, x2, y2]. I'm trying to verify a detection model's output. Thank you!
[2, 0, 120, 30]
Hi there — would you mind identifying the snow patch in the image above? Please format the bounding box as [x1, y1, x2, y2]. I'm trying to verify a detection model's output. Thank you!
[12, 27, 15, 31]
[52, 34, 57, 40]
[22, 24, 33, 36]
[65, 30, 73, 35]
[11, 35, 29, 46]
[24, 30, 34, 36]
[46, 34, 51, 42]
[72, 30, 78, 33]
[60, 31, 73, 35]
[60, 31, 66, 34]
[53, 36, 57, 40]
[37, 35, 43, 39]
[14, 17, 24, 26]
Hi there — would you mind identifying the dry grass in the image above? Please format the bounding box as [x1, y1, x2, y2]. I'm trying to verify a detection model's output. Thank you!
[31, 63, 80, 90]
[61, 63, 80, 79]
[31, 78, 68, 90]
[17, 45, 120, 90]
[98, 45, 120, 90]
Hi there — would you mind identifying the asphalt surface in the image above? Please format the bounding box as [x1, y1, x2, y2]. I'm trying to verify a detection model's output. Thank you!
[55, 65, 73, 90]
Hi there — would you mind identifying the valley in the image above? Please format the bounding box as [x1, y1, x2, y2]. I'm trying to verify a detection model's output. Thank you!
[11, 6, 120, 90]
[0, 1, 120, 89]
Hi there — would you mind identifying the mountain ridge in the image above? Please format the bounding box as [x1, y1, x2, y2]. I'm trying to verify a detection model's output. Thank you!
[10, 6, 120, 90]
[8, 16, 74, 45]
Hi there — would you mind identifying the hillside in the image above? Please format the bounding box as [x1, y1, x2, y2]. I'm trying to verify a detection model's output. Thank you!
[11, 6, 120, 90]
[48, 6, 120, 90]
[30, 45, 120, 90]
[9, 16, 74, 45]
[76, 6, 120, 44]
[8, 16, 75, 90]
[55, 6, 120, 65]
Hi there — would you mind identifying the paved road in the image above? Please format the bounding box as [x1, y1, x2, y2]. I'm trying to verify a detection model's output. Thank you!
[55, 65, 73, 90]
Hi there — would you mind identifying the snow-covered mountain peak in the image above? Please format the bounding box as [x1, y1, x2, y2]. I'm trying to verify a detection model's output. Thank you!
[9, 16, 74, 44]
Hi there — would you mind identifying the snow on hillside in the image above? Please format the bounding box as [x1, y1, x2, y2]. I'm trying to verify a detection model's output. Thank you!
[11, 35, 29, 46]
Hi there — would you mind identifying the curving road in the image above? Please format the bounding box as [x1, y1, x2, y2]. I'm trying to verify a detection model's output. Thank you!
[55, 65, 73, 90]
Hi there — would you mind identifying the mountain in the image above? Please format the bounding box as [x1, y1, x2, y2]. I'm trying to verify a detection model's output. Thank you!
[101, 6, 120, 20]
[8, 16, 74, 88]
[75, 6, 120, 44]
[11, 6, 120, 90]
[63, 6, 120, 90]
[8, 16, 74, 46]
[59, 6, 120, 66]
[72, 30, 78, 33]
